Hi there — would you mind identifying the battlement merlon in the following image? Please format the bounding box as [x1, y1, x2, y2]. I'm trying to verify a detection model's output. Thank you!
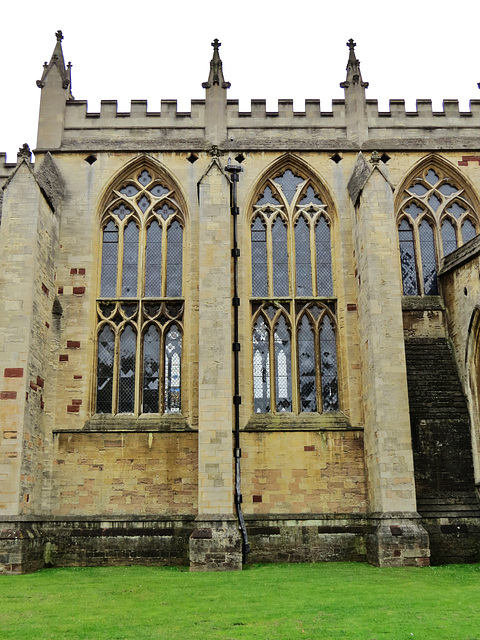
[32, 96, 480, 154]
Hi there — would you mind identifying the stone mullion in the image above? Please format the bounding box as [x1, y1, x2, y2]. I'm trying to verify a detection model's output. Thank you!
[133, 314, 141, 416]
[117, 221, 125, 298]
[413, 220, 425, 295]
[315, 316, 323, 413]
[309, 215, 317, 297]
[269, 316, 277, 412]
[161, 221, 168, 298]
[159, 324, 166, 414]
[290, 310, 299, 414]
[266, 216, 274, 297]
[112, 323, 121, 414]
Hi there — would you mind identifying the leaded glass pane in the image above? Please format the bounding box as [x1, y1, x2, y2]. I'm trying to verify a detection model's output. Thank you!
[166, 221, 183, 297]
[138, 170, 152, 186]
[142, 325, 160, 413]
[113, 204, 131, 220]
[316, 216, 333, 296]
[320, 317, 338, 412]
[441, 219, 457, 256]
[119, 185, 138, 197]
[298, 316, 316, 412]
[299, 186, 323, 206]
[404, 202, 423, 219]
[398, 219, 418, 295]
[121, 221, 138, 297]
[447, 202, 466, 219]
[251, 217, 268, 296]
[274, 170, 303, 204]
[256, 186, 280, 206]
[138, 195, 150, 213]
[149, 184, 169, 197]
[409, 183, 428, 196]
[428, 194, 442, 211]
[158, 204, 175, 220]
[119, 325, 136, 413]
[272, 217, 289, 296]
[462, 219, 476, 244]
[165, 325, 182, 413]
[145, 221, 162, 297]
[419, 220, 438, 295]
[425, 169, 439, 186]
[274, 316, 292, 412]
[253, 317, 270, 413]
[96, 325, 115, 413]
[438, 183, 458, 196]
[294, 216, 312, 296]
[101, 221, 118, 297]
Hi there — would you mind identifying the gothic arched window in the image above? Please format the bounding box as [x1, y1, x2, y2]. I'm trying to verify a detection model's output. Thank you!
[251, 168, 338, 414]
[398, 166, 479, 295]
[96, 167, 184, 415]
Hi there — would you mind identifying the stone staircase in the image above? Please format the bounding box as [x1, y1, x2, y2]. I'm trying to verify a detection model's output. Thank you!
[404, 338, 479, 515]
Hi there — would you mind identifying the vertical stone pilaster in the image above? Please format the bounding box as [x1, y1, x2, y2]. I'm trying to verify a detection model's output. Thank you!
[351, 158, 430, 566]
[190, 158, 241, 570]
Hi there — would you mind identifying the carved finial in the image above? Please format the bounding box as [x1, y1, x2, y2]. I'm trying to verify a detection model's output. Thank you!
[202, 38, 230, 90]
[17, 143, 31, 162]
[369, 151, 380, 166]
[340, 37, 369, 90]
[36, 30, 73, 98]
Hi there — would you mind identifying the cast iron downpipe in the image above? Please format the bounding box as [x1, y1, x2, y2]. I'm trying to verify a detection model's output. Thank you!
[225, 158, 250, 564]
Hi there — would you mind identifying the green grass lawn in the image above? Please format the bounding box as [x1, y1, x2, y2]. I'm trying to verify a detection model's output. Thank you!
[1, 562, 479, 640]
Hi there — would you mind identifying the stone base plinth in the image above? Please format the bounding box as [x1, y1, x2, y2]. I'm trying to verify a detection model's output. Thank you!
[189, 515, 242, 571]
[0, 523, 44, 574]
[366, 513, 430, 567]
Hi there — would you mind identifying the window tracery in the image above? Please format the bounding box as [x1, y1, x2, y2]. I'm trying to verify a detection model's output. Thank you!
[96, 167, 184, 415]
[251, 167, 338, 414]
[398, 165, 478, 295]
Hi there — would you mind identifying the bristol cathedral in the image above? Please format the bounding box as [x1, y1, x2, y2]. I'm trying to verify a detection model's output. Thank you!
[1, 33, 480, 573]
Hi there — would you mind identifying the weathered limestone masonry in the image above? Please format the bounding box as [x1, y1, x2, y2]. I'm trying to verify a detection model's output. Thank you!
[1, 33, 480, 572]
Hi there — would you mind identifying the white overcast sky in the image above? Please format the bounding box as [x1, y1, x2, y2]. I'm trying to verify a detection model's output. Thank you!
[1, 0, 479, 162]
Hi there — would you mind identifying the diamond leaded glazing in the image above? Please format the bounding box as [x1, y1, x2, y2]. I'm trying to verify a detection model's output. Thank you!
[251, 168, 338, 415]
[97, 166, 185, 415]
[399, 165, 478, 295]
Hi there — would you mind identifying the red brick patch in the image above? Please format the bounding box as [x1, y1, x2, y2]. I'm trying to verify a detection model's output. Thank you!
[67, 341, 81, 349]
[29, 381, 38, 391]
[67, 405, 80, 413]
[0, 391, 17, 400]
[70, 268, 78, 275]
[45, 322, 50, 329]
[41, 283, 49, 296]
[58, 287, 64, 294]
[59, 355, 68, 362]
[36, 376, 44, 388]
[73, 286, 85, 295]
[253, 495, 262, 503]
[347, 303, 357, 311]
[79, 268, 86, 275]
[458, 155, 480, 166]
[72, 399, 82, 406]
[304, 445, 315, 451]
[4, 368, 23, 378]
[73, 375, 82, 380]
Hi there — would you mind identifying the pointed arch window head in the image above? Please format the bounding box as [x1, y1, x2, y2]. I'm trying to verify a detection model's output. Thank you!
[398, 163, 479, 296]
[250, 166, 338, 415]
[251, 167, 334, 299]
[96, 166, 185, 416]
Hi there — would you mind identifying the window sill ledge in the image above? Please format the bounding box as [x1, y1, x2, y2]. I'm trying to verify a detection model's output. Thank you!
[243, 413, 359, 432]
[55, 414, 195, 433]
